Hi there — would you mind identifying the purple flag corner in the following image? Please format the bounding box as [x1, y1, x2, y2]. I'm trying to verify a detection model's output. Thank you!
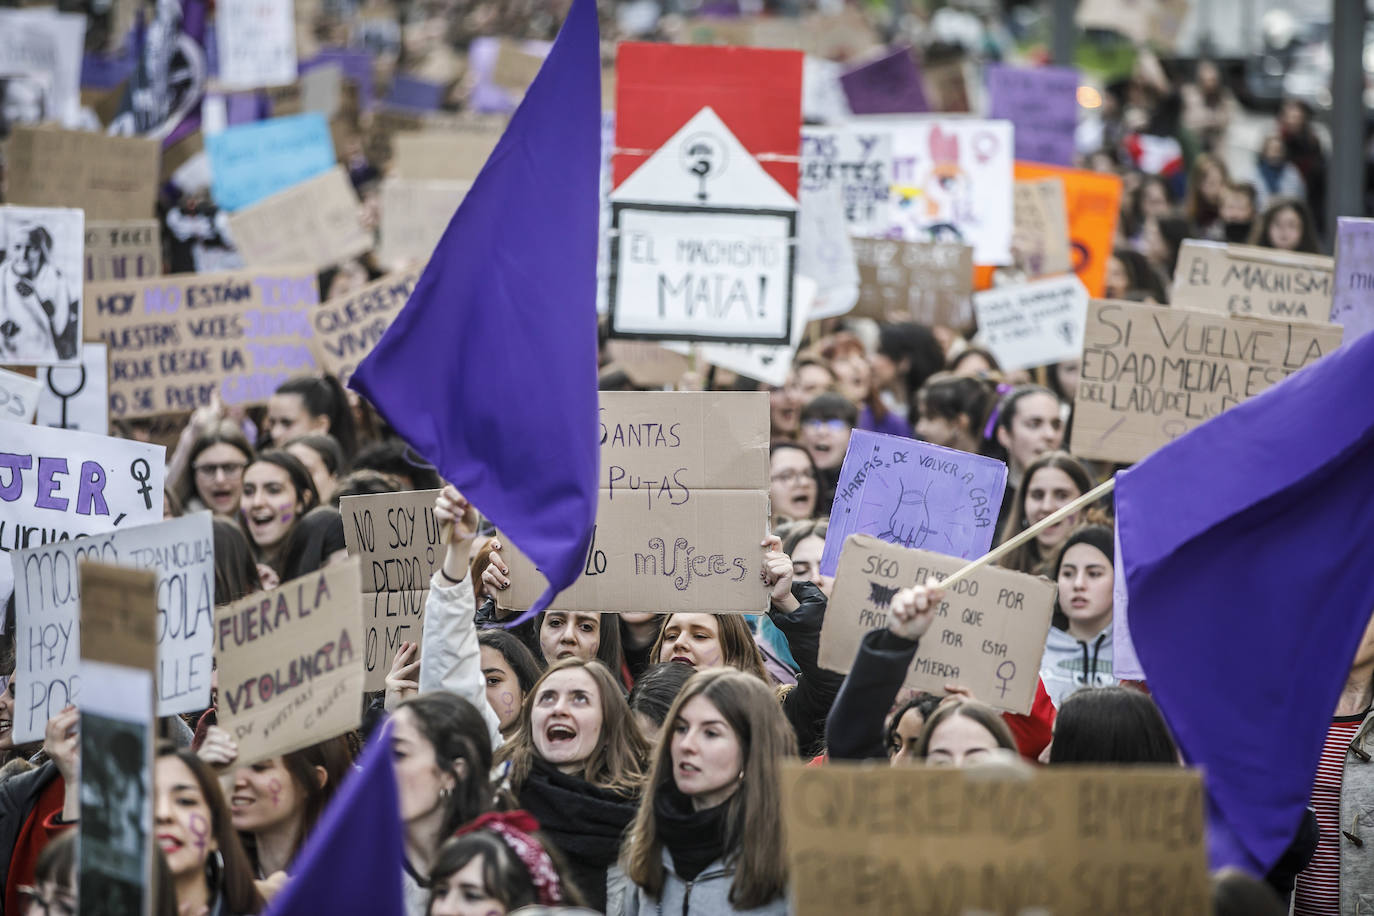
[1117, 329, 1374, 877]
[348, 0, 602, 625]
[264, 722, 403, 916]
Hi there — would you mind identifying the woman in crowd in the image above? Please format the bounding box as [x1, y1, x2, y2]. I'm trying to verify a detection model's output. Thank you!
[768, 443, 817, 526]
[264, 376, 358, 457]
[868, 322, 945, 428]
[798, 393, 856, 515]
[618, 669, 795, 915]
[628, 663, 695, 745]
[947, 346, 1000, 378]
[479, 630, 543, 741]
[1104, 248, 1169, 303]
[914, 373, 995, 455]
[213, 518, 264, 606]
[1252, 135, 1307, 211]
[619, 614, 666, 685]
[284, 434, 347, 505]
[1184, 152, 1230, 240]
[917, 699, 1020, 767]
[1039, 525, 1117, 708]
[1250, 197, 1322, 254]
[493, 658, 650, 910]
[996, 451, 1096, 577]
[1045, 685, 1178, 764]
[239, 450, 321, 587]
[179, 429, 254, 518]
[1126, 174, 1176, 246]
[983, 385, 1066, 531]
[886, 693, 943, 766]
[426, 812, 584, 915]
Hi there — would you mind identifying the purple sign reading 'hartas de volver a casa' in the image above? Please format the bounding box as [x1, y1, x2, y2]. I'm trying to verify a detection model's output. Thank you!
[986, 63, 1079, 168]
[819, 429, 1008, 576]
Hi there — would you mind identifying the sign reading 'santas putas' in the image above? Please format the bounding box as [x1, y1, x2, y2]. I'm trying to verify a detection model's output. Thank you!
[608, 43, 803, 345]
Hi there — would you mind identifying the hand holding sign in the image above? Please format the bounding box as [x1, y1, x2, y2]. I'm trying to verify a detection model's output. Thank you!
[760, 535, 796, 612]
[888, 583, 942, 642]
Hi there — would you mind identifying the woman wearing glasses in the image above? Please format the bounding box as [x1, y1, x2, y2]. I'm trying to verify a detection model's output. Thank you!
[177, 429, 254, 519]
[767, 444, 817, 527]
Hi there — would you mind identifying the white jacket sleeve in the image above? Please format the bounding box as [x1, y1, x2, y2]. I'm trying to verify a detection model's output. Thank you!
[417, 570, 504, 750]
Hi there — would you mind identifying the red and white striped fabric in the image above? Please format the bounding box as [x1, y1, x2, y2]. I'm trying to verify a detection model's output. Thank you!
[1294, 715, 1366, 915]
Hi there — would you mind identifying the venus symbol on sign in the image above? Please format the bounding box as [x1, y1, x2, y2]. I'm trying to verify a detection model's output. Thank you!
[995, 660, 1016, 698]
[130, 458, 153, 509]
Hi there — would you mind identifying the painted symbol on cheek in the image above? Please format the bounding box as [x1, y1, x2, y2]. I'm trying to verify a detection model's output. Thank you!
[267, 778, 282, 807]
[188, 812, 209, 854]
[279, 511, 294, 525]
[499, 691, 516, 716]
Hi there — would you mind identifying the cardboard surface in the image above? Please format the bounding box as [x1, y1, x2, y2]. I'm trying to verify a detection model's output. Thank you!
[501, 392, 771, 613]
[84, 220, 162, 283]
[391, 129, 503, 180]
[79, 561, 157, 671]
[851, 237, 973, 327]
[782, 762, 1209, 916]
[3, 127, 159, 220]
[339, 489, 441, 691]
[973, 274, 1090, 371]
[604, 340, 693, 389]
[1012, 177, 1072, 278]
[85, 267, 320, 419]
[1171, 240, 1335, 321]
[1013, 161, 1122, 298]
[310, 269, 421, 385]
[1072, 298, 1344, 464]
[227, 166, 372, 271]
[377, 179, 469, 267]
[215, 560, 365, 764]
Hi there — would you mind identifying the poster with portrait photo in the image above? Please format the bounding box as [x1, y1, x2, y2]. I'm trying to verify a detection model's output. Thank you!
[0, 72, 51, 139]
[0, 205, 83, 366]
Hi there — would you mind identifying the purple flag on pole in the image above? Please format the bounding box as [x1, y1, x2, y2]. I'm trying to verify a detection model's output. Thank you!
[1117, 328, 1374, 877]
[264, 723, 403, 916]
[349, 0, 601, 626]
[839, 46, 928, 115]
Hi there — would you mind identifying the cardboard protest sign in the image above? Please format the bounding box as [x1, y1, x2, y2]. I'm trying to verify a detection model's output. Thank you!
[0, 9, 85, 126]
[873, 119, 1013, 265]
[851, 237, 973, 327]
[36, 343, 110, 435]
[216, 0, 298, 90]
[820, 535, 1054, 711]
[604, 340, 693, 389]
[839, 47, 927, 115]
[85, 221, 162, 282]
[502, 392, 772, 614]
[311, 270, 421, 385]
[820, 431, 1006, 577]
[215, 560, 365, 764]
[1012, 177, 1072, 278]
[1171, 240, 1334, 321]
[800, 127, 892, 238]
[1014, 161, 1122, 297]
[973, 274, 1090, 371]
[85, 267, 320, 419]
[987, 64, 1079, 167]
[377, 179, 469, 268]
[3, 127, 160, 221]
[9, 512, 214, 740]
[80, 562, 157, 671]
[609, 44, 802, 345]
[339, 489, 442, 691]
[664, 276, 817, 389]
[0, 205, 84, 366]
[227, 166, 372, 271]
[205, 112, 336, 211]
[0, 368, 39, 424]
[1332, 217, 1374, 341]
[391, 129, 503, 181]
[782, 762, 1208, 916]
[1073, 299, 1344, 464]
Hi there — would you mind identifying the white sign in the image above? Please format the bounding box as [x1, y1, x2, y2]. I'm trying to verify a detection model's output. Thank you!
[36, 342, 109, 435]
[0, 9, 86, 126]
[972, 274, 1089, 370]
[800, 126, 891, 237]
[797, 179, 859, 321]
[0, 426, 165, 609]
[215, 0, 298, 90]
[0, 205, 85, 366]
[10, 513, 214, 741]
[0, 368, 40, 424]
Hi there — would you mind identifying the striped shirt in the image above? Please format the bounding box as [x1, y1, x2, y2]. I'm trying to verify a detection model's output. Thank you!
[1294, 714, 1367, 915]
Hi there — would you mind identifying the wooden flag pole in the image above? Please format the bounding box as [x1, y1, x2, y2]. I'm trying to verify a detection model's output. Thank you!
[934, 477, 1117, 591]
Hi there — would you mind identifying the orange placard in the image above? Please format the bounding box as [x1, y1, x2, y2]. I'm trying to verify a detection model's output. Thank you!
[1011, 162, 1122, 298]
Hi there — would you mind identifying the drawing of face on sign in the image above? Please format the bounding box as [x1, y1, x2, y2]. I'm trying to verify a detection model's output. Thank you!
[0, 75, 48, 139]
[0, 207, 84, 365]
[107, 0, 206, 142]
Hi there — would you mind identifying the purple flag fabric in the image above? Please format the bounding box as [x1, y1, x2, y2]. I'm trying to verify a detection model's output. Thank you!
[1117, 328, 1374, 877]
[349, 0, 601, 625]
[108, 0, 208, 145]
[840, 46, 928, 115]
[264, 723, 403, 916]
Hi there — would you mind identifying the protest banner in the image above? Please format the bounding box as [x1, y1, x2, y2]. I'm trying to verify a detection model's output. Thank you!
[501, 392, 772, 614]
[851, 237, 973, 327]
[781, 762, 1209, 916]
[973, 274, 1090, 371]
[1072, 299, 1344, 464]
[608, 44, 802, 345]
[37, 343, 110, 435]
[310, 270, 421, 385]
[0, 368, 39, 424]
[0, 8, 85, 126]
[1332, 216, 1374, 341]
[85, 220, 162, 282]
[1012, 177, 1072, 278]
[0, 205, 84, 366]
[216, 0, 297, 90]
[377, 179, 470, 268]
[215, 560, 365, 764]
[820, 431, 1007, 576]
[339, 489, 442, 691]
[987, 64, 1079, 167]
[85, 266, 320, 419]
[800, 126, 892, 237]
[819, 534, 1054, 712]
[9, 512, 214, 741]
[872, 119, 1013, 265]
[838, 47, 927, 115]
[1014, 161, 1122, 297]
[1171, 240, 1335, 321]
[665, 275, 818, 388]
[490, 39, 545, 91]
[227, 166, 372, 271]
[391, 128, 503, 181]
[205, 112, 336, 211]
[78, 562, 156, 916]
[3, 127, 160, 221]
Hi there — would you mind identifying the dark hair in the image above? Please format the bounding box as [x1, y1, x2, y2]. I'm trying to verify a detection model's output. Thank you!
[34, 828, 75, 888]
[284, 433, 347, 476]
[996, 451, 1097, 575]
[273, 376, 357, 456]
[1126, 174, 1176, 237]
[478, 629, 543, 693]
[1048, 685, 1179, 765]
[534, 611, 625, 677]
[982, 384, 1063, 466]
[914, 699, 1018, 759]
[1212, 867, 1286, 916]
[179, 428, 254, 509]
[798, 392, 858, 427]
[1110, 247, 1169, 303]
[241, 450, 320, 562]
[917, 373, 996, 432]
[278, 506, 347, 580]
[329, 469, 403, 506]
[877, 322, 947, 403]
[1249, 197, 1322, 254]
[213, 518, 263, 606]
[946, 346, 1001, 376]
[775, 518, 827, 558]
[1150, 216, 1191, 281]
[427, 827, 585, 913]
[396, 693, 495, 836]
[885, 693, 942, 757]
[627, 662, 694, 731]
[351, 440, 442, 491]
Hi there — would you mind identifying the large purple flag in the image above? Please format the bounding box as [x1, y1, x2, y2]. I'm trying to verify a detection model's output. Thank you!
[264, 723, 403, 916]
[1117, 329, 1374, 877]
[348, 0, 600, 625]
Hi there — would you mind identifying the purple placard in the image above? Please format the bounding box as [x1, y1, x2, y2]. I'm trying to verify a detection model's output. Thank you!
[986, 63, 1079, 167]
[385, 74, 444, 111]
[839, 46, 928, 116]
[819, 429, 1007, 576]
[1331, 216, 1374, 342]
[301, 48, 375, 110]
